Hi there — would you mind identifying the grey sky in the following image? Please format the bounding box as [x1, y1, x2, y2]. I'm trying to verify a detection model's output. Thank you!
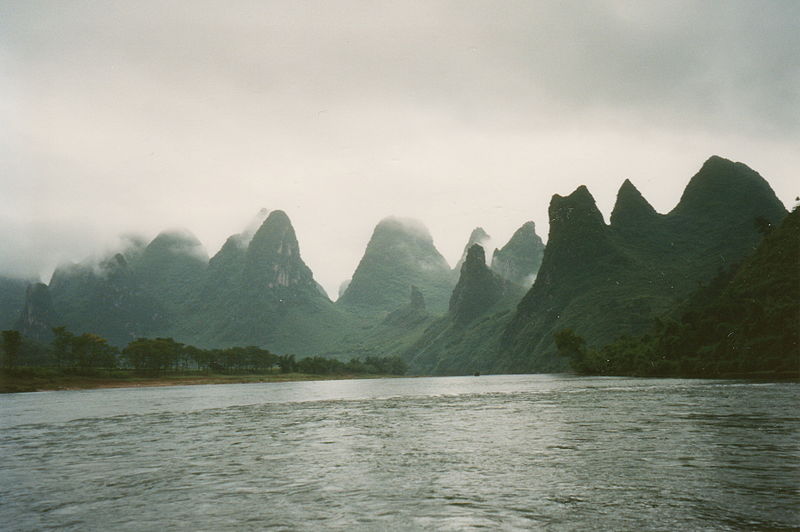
[1, 0, 798, 297]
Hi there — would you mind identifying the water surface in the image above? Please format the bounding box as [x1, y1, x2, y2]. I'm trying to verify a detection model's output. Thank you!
[1, 375, 798, 530]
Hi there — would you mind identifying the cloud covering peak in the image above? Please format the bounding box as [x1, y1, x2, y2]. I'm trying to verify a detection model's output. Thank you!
[1, 0, 798, 295]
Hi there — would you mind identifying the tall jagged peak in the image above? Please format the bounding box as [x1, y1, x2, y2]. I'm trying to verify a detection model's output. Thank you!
[248, 210, 299, 256]
[449, 244, 505, 325]
[207, 208, 272, 286]
[243, 209, 317, 292]
[549, 185, 607, 240]
[465, 227, 491, 253]
[462, 243, 488, 272]
[610, 179, 658, 228]
[673, 155, 786, 218]
[338, 215, 453, 313]
[520, 185, 616, 297]
[15, 283, 60, 342]
[236, 208, 271, 247]
[144, 228, 209, 262]
[454, 226, 491, 272]
[491, 221, 544, 287]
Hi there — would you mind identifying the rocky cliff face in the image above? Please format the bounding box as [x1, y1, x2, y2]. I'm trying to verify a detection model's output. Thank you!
[242, 210, 321, 297]
[15, 283, 61, 342]
[6, 155, 787, 375]
[450, 245, 508, 325]
[382, 285, 429, 328]
[491, 221, 544, 287]
[404, 244, 527, 375]
[190, 210, 350, 354]
[500, 155, 788, 372]
[453, 227, 491, 274]
[609, 179, 659, 230]
[338, 217, 454, 314]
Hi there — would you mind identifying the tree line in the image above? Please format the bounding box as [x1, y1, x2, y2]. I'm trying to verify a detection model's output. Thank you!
[1, 327, 407, 377]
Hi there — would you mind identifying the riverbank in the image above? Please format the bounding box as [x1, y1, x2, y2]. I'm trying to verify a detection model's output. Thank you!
[0, 368, 399, 394]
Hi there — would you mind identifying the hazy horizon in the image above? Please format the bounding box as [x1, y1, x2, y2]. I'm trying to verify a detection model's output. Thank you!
[2, 0, 798, 297]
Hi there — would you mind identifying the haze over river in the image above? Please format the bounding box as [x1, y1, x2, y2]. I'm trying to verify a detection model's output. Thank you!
[1, 375, 798, 530]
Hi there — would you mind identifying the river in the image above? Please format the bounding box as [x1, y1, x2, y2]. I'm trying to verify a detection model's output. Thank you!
[1, 375, 798, 530]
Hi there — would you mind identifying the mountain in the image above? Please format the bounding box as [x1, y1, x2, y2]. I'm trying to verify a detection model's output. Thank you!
[330, 285, 436, 361]
[191, 210, 352, 354]
[15, 283, 61, 342]
[573, 207, 799, 377]
[406, 244, 526, 375]
[453, 227, 491, 274]
[200, 208, 270, 308]
[0, 276, 29, 330]
[501, 155, 788, 372]
[491, 221, 545, 287]
[49, 253, 165, 346]
[135, 229, 208, 316]
[608, 179, 658, 231]
[450, 245, 521, 325]
[337, 217, 455, 315]
[30, 209, 353, 355]
[241, 210, 324, 298]
[690, 207, 798, 374]
[4, 155, 788, 375]
[384, 285, 428, 324]
[503, 186, 633, 371]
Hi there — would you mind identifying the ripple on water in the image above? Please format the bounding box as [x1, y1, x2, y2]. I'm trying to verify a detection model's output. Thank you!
[0, 375, 798, 531]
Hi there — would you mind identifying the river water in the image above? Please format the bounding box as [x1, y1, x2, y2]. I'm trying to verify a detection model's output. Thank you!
[1, 375, 798, 531]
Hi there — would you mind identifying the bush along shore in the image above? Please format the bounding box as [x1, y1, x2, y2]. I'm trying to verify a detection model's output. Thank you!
[0, 329, 408, 393]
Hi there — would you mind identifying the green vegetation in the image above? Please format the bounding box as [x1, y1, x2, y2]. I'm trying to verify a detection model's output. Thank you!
[503, 156, 788, 372]
[337, 217, 455, 315]
[134, 229, 208, 318]
[556, 208, 799, 378]
[0, 325, 408, 392]
[0, 276, 28, 330]
[405, 245, 526, 375]
[52, 326, 116, 369]
[1, 156, 792, 379]
[49, 253, 166, 346]
[490, 221, 544, 286]
[1, 329, 22, 368]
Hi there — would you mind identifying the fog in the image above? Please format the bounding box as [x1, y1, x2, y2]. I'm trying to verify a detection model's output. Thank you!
[1, 0, 797, 297]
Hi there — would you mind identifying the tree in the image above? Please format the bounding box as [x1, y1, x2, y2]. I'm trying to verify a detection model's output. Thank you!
[277, 354, 296, 373]
[2, 330, 22, 368]
[74, 333, 116, 369]
[123, 337, 184, 375]
[52, 326, 74, 368]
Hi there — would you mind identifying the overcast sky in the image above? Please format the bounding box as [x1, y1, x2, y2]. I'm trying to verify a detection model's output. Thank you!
[2, 0, 798, 298]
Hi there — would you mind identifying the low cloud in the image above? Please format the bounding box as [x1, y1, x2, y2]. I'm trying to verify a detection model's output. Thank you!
[1, 1, 798, 296]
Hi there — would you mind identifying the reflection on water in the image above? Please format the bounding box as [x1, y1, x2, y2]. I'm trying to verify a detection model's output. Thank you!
[1, 375, 798, 530]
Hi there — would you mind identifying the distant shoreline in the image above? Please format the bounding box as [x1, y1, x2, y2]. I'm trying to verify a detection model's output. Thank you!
[0, 369, 401, 394]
